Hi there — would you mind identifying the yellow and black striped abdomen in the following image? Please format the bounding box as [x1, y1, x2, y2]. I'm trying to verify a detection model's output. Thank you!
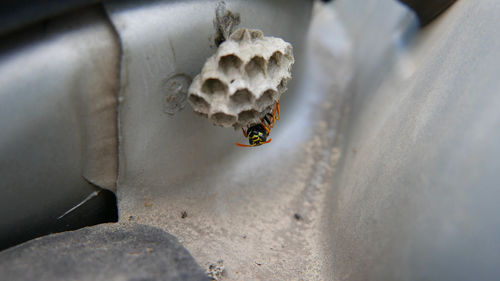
[246, 124, 269, 146]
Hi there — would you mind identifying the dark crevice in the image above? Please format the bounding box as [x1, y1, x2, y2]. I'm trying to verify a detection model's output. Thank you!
[0, 187, 118, 251]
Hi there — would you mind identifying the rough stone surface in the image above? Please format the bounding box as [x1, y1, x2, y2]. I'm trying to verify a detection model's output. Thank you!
[0, 223, 209, 281]
[188, 28, 294, 128]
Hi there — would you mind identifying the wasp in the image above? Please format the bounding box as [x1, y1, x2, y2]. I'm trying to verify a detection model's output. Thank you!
[235, 99, 280, 147]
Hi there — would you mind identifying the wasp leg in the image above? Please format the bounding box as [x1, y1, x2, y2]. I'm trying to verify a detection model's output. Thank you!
[241, 128, 248, 138]
[264, 138, 272, 144]
[269, 106, 276, 128]
[260, 120, 271, 134]
[276, 99, 280, 120]
[235, 142, 256, 147]
[264, 113, 275, 128]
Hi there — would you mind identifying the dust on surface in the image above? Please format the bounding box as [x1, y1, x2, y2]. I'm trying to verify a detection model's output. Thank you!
[206, 260, 226, 280]
[181, 211, 188, 219]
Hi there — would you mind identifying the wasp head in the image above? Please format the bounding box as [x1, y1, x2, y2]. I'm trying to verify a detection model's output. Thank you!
[247, 124, 269, 146]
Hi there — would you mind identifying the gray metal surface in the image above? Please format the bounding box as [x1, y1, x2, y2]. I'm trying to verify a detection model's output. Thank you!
[324, 0, 500, 280]
[0, 6, 119, 249]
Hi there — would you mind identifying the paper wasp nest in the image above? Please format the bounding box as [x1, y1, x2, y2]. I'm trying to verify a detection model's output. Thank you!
[188, 28, 294, 128]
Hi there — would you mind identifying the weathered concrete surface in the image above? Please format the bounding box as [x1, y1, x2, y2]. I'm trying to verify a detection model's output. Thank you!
[0, 223, 209, 281]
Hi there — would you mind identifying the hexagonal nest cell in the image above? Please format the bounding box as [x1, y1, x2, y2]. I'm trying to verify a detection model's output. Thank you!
[219, 55, 242, 75]
[245, 56, 267, 78]
[188, 28, 294, 128]
[188, 95, 210, 113]
[257, 89, 277, 111]
[238, 109, 260, 123]
[210, 112, 237, 127]
[201, 78, 228, 95]
[230, 89, 253, 106]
